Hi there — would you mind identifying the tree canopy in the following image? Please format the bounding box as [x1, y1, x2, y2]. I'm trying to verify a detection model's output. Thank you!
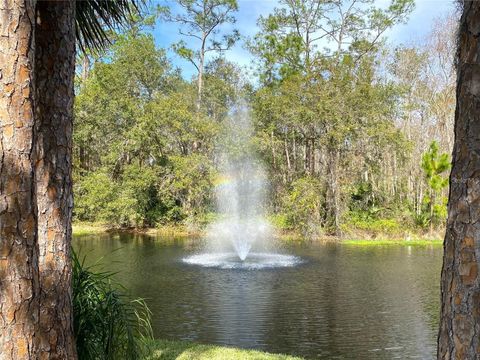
[73, 1, 456, 238]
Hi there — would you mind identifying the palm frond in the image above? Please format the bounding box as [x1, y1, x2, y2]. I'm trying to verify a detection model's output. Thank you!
[72, 250, 153, 360]
[75, 0, 145, 53]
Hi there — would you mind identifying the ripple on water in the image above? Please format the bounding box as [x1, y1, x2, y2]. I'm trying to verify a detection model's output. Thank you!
[182, 252, 304, 270]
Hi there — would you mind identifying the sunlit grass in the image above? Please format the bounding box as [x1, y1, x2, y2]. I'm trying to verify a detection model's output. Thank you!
[72, 222, 109, 236]
[146, 339, 304, 360]
[342, 239, 443, 247]
[72, 222, 199, 237]
[148, 224, 199, 237]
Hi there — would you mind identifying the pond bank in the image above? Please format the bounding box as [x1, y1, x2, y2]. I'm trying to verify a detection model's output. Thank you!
[72, 222, 197, 237]
[146, 339, 303, 360]
[72, 222, 443, 246]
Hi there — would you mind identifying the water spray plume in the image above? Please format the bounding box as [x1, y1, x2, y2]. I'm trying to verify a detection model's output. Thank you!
[209, 103, 270, 260]
[183, 102, 302, 269]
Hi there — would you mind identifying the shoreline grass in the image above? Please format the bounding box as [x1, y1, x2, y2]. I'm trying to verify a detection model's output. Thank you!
[72, 222, 196, 237]
[341, 239, 443, 247]
[72, 222, 110, 236]
[146, 339, 303, 360]
[72, 221, 443, 246]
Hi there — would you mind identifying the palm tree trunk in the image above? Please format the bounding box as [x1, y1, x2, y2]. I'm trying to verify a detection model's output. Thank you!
[0, 1, 39, 358]
[34, 1, 77, 358]
[438, 2, 480, 358]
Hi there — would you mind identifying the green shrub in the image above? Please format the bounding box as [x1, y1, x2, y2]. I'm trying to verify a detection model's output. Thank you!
[74, 166, 164, 227]
[413, 193, 448, 229]
[191, 212, 219, 227]
[356, 218, 401, 232]
[268, 213, 291, 230]
[281, 177, 325, 236]
[74, 170, 138, 226]
[412, 211, 430, 229]
[72, 251, 153, 360]
[343, 211, 402, 233]
[74, 171, 119, 222]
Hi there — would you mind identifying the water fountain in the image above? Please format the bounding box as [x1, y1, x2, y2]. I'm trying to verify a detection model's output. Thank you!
[183, 104, 302, 270]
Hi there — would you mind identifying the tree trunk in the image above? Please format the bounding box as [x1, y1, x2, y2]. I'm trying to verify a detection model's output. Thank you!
[310, 138, 315, 174]
[34, 1, 77, 358]
[284, 135, 291, 175]
[292, 131, 297, 172]
[197, 36, 205, 111]
[81, 54, 90, 82]
[305, 137, 311, 174]
[430, 188, 435, 234]
[271, 130, 276, 169]
[438, 2, 480, 358]
[79, 144, 86, 171]
[326, 148, 340, 234]
[0, 1, 39, 358]
[198, 58, 203, 106]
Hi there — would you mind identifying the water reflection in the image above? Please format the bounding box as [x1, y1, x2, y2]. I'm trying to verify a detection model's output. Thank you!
[74, 234, 441, 359]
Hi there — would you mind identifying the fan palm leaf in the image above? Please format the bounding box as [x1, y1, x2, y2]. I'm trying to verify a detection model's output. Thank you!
[75, 0, 145, 52]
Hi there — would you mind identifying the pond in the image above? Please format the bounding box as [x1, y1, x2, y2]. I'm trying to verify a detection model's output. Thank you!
[73, 233, 442, 359]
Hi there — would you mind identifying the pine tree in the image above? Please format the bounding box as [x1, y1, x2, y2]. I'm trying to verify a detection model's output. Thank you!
[421, 140, 450, 231]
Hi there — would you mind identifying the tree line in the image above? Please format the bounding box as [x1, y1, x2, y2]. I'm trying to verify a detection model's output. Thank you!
[74, 0, 454, 238]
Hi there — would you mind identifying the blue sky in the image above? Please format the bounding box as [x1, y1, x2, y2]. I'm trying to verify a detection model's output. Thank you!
[152, 0, 457, 80]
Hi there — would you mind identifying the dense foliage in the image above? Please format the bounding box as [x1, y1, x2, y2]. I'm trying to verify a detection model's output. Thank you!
[73, 2, 456, 237]
[72, 251, 152, 359]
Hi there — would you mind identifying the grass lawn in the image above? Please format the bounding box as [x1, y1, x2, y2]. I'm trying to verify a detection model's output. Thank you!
[146, 339, 304, 360]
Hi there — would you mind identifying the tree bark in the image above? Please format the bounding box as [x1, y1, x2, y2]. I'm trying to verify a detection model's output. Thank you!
[0, 1, 39, 358]
[271, 130, 276, 169]
[310, 138, 315, 174]
[438, 2, 480, 359]
[304, 137, 310, 174]
[196, 34, 206, 111]
[326, 148, 340, 234]
[292, 131, 297, 172]
[284, 135, 291, 174]
[34, 1, 77, 358]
